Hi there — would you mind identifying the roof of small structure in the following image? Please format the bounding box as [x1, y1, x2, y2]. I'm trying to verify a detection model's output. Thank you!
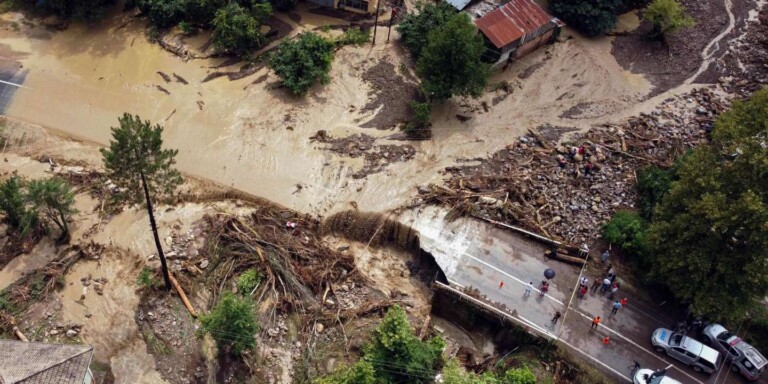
[446, 0, 473, 11]
[0, 340, 93, 384]
[474, 0, 556, 48]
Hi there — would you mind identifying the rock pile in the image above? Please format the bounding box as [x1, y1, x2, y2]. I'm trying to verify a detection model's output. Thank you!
[418, 87, 729, 246]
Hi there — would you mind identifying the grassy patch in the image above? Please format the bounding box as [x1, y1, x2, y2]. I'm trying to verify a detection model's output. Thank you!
[142, 328, 171, 355]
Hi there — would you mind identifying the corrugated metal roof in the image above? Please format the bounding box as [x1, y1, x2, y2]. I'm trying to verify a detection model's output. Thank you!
[0, 340, 93, 384]
[474, 0, 555, 49]
[447, 0, 473, 11]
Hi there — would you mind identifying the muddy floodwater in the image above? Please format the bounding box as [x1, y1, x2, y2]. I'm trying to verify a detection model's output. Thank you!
[0, 6, 663, 217]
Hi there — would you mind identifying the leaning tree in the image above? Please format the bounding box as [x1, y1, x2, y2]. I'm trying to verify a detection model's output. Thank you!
[101, 113, 183, 290]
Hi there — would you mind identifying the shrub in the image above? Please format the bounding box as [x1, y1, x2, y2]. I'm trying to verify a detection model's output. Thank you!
[549, 0, 621, 37]
[236, 268, 262, 294]
[338, 27, 370, 46]
[0, 177, 37, 235]
[212, 2, 268, 57]
[200, 293, 260, 356]
[601, 211, 647, 256]
[137, 0, 186, 28]
[269, 32, 335, 95]
[314, 359, 376, 384]
[404, 101, 432, 139]
[501, 366, 536, 384]
[26, 177, 76, 240]
[137, 267, 159, 289]
[643, 0, 695, 39]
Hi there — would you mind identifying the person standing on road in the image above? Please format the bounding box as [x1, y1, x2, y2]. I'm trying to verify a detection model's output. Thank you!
[578, 285, 588, 298]
[591, 316, 601, 329]
[611, 300, 622, 315]
[524, 282, 533, 297]
[608, 282, 620, 299]
[579, 276, 588, 288]
[601, 249, 610, 264]
[601, 277, 611, 292]
[620, 297, 628, 307]
[591, 278, 602, 293]
[551, 311, 562, 324]
[602, 263, 613, 277]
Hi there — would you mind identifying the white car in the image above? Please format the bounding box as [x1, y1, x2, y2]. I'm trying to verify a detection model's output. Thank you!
[651, 328, 722, 374]
[633, 368, 682, 384]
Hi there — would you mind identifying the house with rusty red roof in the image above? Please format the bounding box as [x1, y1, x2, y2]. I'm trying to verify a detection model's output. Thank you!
[472, 0, 564, 66]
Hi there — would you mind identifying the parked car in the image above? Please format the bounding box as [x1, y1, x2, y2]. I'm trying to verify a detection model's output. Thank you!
[633, 368, 683, 384]
[701, 323, 767, 381]
[651, 328, 722, 374]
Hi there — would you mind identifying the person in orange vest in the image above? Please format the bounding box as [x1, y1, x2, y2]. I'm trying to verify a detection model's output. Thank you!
[591, 316, 601, 330]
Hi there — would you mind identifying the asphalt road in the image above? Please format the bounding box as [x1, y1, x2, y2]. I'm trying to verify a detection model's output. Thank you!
[400, 206, 766, 384]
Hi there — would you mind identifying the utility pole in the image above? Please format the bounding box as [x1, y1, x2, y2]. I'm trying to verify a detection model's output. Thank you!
[386, 6, 397, 43]
[141, 168, 172, 291]
[371, 0, 382, 45]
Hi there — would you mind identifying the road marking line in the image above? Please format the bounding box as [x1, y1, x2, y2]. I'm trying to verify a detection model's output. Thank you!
[517, 315, 633, 382]
[433, 239, 565, 305]
[570, 310, 704, 384]
[0, 79, 27, 89]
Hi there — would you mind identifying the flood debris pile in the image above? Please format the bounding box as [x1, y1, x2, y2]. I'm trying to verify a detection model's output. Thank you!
[719, 8, 768, 95]
[310, 130, 416, 179]
[417, 87, 728, 245]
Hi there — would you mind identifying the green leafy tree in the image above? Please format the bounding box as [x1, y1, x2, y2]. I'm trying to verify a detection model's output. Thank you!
[137, 0, 186, 28]
[404, 101, 432, 139]
[0, 177, 37, 235]
[602, 211, 648, 257]
[269, 32, 335, 95]
[26, 178, 76, 241]
[200, 293, 260, 356]
[101, 113, 183, 290]
[549, 0, 620, 37]
[314, 359, 376, 384]
[212, 2, 269, 57]
[364, 305, 445, 383]
[397, 1, 456, 59]
[647, 89, 768, 322]
[417, 13, 489, 102]
[636, 165, 675, 220]
[643, 0, 695, 39]
[26, 0, 114, 21]
[184, 0, 228, 25]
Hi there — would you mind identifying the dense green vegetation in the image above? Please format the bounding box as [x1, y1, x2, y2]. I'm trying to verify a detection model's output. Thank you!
[549, 0, 621, 37]
[200, 293, 260, 356]
[316, 305, 543, 384]
[417, 13, 489, 102]
[605, 89, 768, 322]
[23, 0, 115, 21]
[404, 101, 432, 139]
[0, 177, 76, 240]
[397, 1, 456, 59]
[211, 2, 270, 56]
[269, 32, 335, 95]
[643, 0, 695, 39]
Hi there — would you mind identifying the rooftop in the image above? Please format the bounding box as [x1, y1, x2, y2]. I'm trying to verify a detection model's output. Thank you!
[474, 0, 557, 48]
[0, 340, 93, 384]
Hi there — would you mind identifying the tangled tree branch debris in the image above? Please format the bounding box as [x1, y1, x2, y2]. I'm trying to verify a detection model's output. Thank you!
[416, 87, 728, 246]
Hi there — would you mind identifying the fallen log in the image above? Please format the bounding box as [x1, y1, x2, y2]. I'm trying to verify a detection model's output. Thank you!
[544, 250, 586, 266]
[13, 326, 28, 342]
[169, 274, 197, 318]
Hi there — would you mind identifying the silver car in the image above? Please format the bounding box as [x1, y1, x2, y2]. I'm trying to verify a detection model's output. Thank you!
[651, 328, 722, 374]
[701, 323, 767, 381]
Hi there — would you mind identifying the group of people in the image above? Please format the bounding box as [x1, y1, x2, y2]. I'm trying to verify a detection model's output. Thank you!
[556, 143, 604, 177]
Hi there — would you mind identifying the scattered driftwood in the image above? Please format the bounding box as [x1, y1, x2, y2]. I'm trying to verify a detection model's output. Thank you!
[13, 326, 28, 342]
[544, 250, 585, 266]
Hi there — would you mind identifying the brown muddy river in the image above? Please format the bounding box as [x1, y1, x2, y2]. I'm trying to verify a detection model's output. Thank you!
[0, 6, 659, 216]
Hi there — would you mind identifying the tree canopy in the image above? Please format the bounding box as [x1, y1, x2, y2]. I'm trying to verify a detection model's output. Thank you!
[27, 178, 77, 240]
[100, 113, 183, 206]
[269, 32, 335, 96]
[397, 1, 456, 59]
[549, 0, 621, 37]
[24, 0, 115, 21]
[416, 13, 489, 102]
[646, 89, 768, 322]
[212, 2, 270, 56]
[643, 0, 695, 39]
[200, 293, 260, 356]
